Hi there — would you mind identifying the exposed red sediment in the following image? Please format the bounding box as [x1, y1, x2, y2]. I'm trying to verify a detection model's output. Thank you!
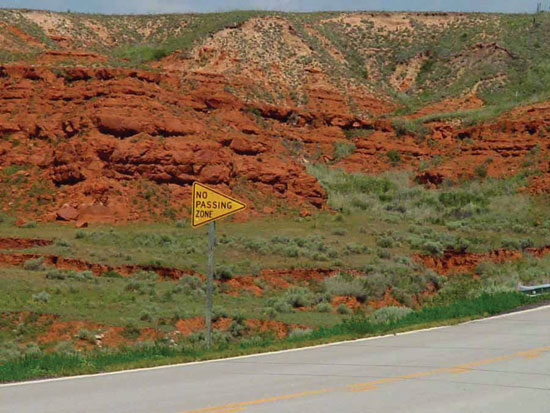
[174, 316, 307, 339]
[417, 246, 550, 276]
[222, 268, 365, 296]
[260, 268, 363, 285]
[332, 295, 362, 310]
[0, 64, 328, 223]
[0, 250, 366, 296]
[368, 288, 403, 309]
[0, 237, 53, 249]
[0, 252, 200, 279]
[3, 61, 550, 221]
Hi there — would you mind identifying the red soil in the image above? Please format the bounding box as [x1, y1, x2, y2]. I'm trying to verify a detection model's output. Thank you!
[174, 316, 305, 339]
[368, 288, 403, 309]
[0, 64, 327, 222]
[332, 296, 362, 310]
[223, 277, 264, 296]
[223, 268, 365, 296]
[261, 268, 363, 286]
[175, 317, 205, 336]
[2, 13, 550, 223]
[244, 319, 308, 339]
[2, 60, 550, 221]
[30, 318, 134, 349]
[0, 251, 200, 279]
[0, 237, 53, 249]
[418, 246, 550, 276]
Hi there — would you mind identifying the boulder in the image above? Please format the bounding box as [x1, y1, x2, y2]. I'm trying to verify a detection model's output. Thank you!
[56, 205, 79, 221]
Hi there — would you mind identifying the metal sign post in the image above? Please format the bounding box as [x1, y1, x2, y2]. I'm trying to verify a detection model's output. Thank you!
[191, 182, 247, 350]
[205, 221, 216, 350]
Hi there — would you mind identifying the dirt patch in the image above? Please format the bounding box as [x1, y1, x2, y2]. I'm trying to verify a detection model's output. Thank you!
[261, 268, 362, 285]
[0, 237, 53, 249]
[222, 268, 365, 296]
[368, 288, 402, 309]
[37, 320, 103, 346]
[390, 52, 430, 91]
[175, 317, 204, 336]
[332, 296, 362, 310]
[174, 316, 306, 339]
[223, 277, 263, 296]
[417, 247, 550, 276]
[36, 50, 107, 64]
[245, 319, 309, 339]
[0, 252, 200, 279]
[5, 24, 44, 48]
[409, 95, 485, 119]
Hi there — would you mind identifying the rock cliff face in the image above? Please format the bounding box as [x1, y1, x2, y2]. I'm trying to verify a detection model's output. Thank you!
[1, 10, 550, 222]
[0, 64, 330, 221]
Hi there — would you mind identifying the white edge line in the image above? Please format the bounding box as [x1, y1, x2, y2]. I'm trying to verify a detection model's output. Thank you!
[2, 303, 550, 389]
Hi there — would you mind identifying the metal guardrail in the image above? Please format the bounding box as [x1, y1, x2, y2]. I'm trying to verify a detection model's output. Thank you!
[518, 283, 550, 296]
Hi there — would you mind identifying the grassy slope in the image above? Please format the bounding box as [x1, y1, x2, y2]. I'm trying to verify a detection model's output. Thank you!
[2, 10, 550, 117]
[3, 169, 550, 380]
[2, 292, 548, 382]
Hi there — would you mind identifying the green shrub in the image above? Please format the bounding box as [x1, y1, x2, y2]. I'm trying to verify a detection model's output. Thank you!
[272, 299, 293, 313]
[263, 307, 278, 319]
[284, 287, 314, 308]
[77, 329, 97, 344]
[23, 257, 45, 271]
[422, 241, 444, 256]
[103, 270, 123, 278]
[179, 275, 204, 289]
[376, 235, 394, 249]
[32, 291, 50, 303]
[474, 164, 488, 178]
[391, 119, 429, 138]
[307, 165, 397, 196]
[343, 243, 368, 255]
[438, 191, 487, 208]
[212, 307, 229, 322]
[215, 265, 234, 281]
[116, 44, 170, 63]
[367, 306, 413, 324]
[53, 341, 79, 356]
[175, 220, 188, 228]
[283, 246, 300, 257]
[386, 150, 402, 164]
[0, 342, 22, 362]
[288, 328, 313, 339]
[45, 269, 67, 280]
[132, 271, 158, 282]
[121, 323, 141, 340]
[312, 252, 329, 261]
[72, 271, 94, 282]
[336, 304, 352, 315]
[323, 273, 366, 301]
[55, 239, 71, 248]
[362, 273, 390, 299]
[46, 269, 96, 282]
[24, 342, 41, 357]
[316, 302, 333, 313]
[333, 142, 356, 161]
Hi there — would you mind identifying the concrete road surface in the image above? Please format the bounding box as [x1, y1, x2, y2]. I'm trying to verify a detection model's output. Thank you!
[2, 305, 550, 413]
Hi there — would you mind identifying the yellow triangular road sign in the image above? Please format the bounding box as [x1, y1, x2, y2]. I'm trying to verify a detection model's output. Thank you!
[191, 182, 247, 228]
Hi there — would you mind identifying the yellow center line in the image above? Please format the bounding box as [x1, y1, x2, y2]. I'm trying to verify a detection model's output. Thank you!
[348, 345, 550, 392]
[180, 345, 550, 412]
[182, 388, 332, 413]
